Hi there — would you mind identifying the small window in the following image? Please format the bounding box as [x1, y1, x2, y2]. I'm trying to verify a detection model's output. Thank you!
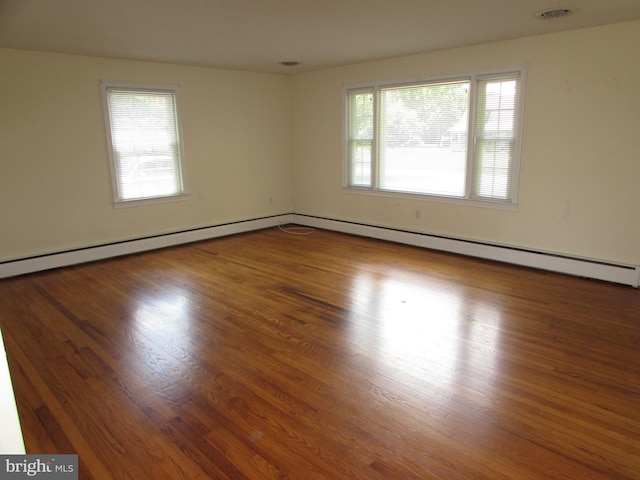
[347, 89, 374, 187]
[345, 68, 525, 208]
[101, 81, 187, 205]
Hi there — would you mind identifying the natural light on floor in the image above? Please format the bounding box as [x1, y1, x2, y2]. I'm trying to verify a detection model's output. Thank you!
[348, 269, 502, 390]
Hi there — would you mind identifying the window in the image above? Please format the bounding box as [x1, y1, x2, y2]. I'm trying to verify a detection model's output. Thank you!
[345, 68, 525, 207]
[101, 81, 187, 205]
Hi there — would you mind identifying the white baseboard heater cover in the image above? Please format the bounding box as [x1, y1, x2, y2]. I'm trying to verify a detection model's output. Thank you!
[0, 215, 293, 279]
[292, 215, 640, 288]
[1, 213, 638, 287]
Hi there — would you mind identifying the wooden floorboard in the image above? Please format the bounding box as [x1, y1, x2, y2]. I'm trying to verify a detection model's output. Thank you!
[1, 226, 639, 479]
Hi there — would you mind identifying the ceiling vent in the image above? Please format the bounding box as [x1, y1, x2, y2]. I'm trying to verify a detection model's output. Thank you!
[535, 8, 575, 20]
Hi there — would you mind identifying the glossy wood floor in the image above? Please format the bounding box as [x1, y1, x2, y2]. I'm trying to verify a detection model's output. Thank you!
[1, 226, 639, 479]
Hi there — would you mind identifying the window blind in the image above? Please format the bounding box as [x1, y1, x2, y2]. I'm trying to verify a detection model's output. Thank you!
[472, 74, 520, 201]
[105, 88, 184, 202]
[378, 81, 469, 197]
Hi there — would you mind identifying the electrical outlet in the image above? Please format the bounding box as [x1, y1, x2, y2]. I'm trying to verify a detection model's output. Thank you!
[415, 210, 421, 219]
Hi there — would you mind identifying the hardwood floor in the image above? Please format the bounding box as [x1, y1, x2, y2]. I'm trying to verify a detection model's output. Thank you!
[1, 226, 639, 479]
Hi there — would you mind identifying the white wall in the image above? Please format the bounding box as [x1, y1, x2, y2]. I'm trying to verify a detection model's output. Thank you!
[291, 20, 640, 266]
[2, 20, 640, 269]
[0, 49, 293, 262]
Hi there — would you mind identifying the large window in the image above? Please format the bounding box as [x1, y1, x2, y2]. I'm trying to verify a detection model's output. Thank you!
[346, 68, 525, 207]
[101, 81, 187, 205]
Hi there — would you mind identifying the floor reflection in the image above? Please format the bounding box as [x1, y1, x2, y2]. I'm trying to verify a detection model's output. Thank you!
[134, 287, 191, 332]
[348, 268, 502, 391]
[130, 285, 196, 379]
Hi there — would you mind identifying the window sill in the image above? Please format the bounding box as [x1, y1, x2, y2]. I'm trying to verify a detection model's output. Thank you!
[343, 187, 518, 211]
[114, 193, 191, 209]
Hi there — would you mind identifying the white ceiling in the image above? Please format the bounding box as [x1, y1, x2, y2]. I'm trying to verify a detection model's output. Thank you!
[1, 0, 640, 74]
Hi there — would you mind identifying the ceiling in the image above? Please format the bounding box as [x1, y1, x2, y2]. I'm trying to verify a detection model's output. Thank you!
[1, 0, 640, 74]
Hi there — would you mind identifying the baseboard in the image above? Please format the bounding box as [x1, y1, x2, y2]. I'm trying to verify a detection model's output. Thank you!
[3, 213, 638, 287]
[0, 214, 293, 279]
[292, 214, 640, 287]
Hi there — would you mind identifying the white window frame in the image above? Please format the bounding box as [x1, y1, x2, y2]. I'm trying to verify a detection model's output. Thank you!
[101, 81, 189, 207]
[343, 66, 526, 210]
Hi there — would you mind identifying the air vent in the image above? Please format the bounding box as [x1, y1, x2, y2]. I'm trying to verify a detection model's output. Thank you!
[280, 61, 301, 67]
[535, 8, 575, 20]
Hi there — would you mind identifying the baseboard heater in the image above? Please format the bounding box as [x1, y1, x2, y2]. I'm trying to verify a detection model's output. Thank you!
[1, 213, 638, 287]
[0, 214, 293, 280]
[292, 214, 640, 288]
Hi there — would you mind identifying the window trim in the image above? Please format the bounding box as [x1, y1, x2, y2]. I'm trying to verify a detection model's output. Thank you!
[100, 80, 189, 208]
[342, 65, 526, 210]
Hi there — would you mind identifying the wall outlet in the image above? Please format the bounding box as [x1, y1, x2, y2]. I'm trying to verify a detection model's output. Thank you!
[415, 210, 421, 219]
